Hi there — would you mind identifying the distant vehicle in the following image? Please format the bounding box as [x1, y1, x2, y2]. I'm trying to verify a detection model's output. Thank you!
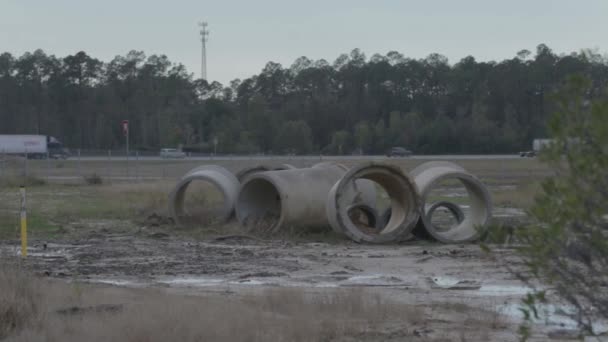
[533, 139, 554, 152]
[0, 134, 69, 159]
[386, 147, 412, 157]
[160, 148, 186, 159]
[519, 150, 537, 158]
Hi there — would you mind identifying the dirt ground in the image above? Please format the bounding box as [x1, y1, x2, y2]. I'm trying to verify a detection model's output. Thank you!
[0, 157, 588, 341]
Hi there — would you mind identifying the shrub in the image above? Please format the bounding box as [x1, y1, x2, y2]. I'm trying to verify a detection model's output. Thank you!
[514, 76, 608, 335]
[84, 173, 103, 185]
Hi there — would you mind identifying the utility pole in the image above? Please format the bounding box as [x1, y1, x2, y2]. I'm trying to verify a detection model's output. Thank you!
[198, 21, 209, 80]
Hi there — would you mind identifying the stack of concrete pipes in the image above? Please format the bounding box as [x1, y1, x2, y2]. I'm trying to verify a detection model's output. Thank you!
[169, 161, 492, 244]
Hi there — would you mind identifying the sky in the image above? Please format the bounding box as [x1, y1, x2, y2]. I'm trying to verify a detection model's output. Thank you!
[1, 0, 606, 84]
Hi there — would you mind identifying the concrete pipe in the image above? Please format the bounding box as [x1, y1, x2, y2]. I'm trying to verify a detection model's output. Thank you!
[412, 162, 492, 243]
[312, 162, 378, 213]
[236, 164, 296, 183]
[347, 203, 379, 231]
[169, 165, 240, 226]
[426, 201, 465, 226]
[326, 163, 421, 243]
[235, 162, 376, 232]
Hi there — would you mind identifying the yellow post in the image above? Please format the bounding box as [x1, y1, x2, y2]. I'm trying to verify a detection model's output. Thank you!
[20, 185, 27, 257]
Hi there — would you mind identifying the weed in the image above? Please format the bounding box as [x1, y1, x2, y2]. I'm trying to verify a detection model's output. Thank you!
[0, 175, 46, 188]
[0, 259, 40, 339]
[83, 173, 103, 185]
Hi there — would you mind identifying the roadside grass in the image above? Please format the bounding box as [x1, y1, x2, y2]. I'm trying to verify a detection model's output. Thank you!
[0, 212, 63, 239]
[0, 182, 175, 238]
[0, 158, 543, 242]
[0, 175, 47, 188]
[491, 182, 541, 209]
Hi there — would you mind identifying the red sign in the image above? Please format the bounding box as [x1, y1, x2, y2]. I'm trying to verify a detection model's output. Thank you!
[121, 120, 129, 136]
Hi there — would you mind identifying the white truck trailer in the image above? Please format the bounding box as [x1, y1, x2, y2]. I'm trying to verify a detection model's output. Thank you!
[0, 135, 69, 159]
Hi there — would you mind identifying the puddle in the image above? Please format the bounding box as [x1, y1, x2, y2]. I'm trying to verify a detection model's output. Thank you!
[429, 277, 535, 296]
[0, 245, 74, 258]
[493, 207, 527, 218]
[342, 274, 407, 287]
[498, 303, 608, 334]
[474, 284, 533, 297]
[88, 278, 147, 287]
[429, 276, 481, 290]
[158, 277, 225, 287]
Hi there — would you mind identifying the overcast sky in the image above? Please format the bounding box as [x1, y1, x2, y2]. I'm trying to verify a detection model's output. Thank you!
[1, 0, 606, 84]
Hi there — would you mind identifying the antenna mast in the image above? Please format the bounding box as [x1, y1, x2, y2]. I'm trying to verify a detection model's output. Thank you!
[198, 21, 209, 80]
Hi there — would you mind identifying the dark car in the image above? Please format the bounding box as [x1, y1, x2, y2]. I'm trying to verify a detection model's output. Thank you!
[519, 150, 537, 158]
[386, 147, 412, 157]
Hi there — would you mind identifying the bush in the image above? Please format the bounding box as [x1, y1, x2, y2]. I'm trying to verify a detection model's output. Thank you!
[84, 173, 103, 185]
[514, 76, 608, 335]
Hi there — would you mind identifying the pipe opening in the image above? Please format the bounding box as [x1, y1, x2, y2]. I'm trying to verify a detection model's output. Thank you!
[173, 179, 228, 226]
[426, 201, 465, 232]
[421, 174, 491, 242]
[327, 164, 420, 243]
[236, 178, 282, 233]
[347, 204, 379, 234]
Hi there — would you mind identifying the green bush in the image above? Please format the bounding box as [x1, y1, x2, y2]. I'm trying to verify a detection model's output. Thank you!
[514, 76, 608, 335]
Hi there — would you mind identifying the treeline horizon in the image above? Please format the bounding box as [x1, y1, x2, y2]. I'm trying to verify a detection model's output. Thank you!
[0, 44, 607, 154]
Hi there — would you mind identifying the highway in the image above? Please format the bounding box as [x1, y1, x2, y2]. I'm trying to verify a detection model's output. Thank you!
[75, 154, 522, 161]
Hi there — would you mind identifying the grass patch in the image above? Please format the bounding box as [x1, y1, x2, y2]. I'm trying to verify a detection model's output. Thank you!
[491, 182, 541, 209]
[83, 173, 103, 185]
[0, 259, 40, 340]
[0, 175, 46, 188]
[0, 212, 63, 239]
[1, 261, 426, 341]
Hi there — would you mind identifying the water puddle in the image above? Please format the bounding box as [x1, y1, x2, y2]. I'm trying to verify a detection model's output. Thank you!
[474, 284, 533, 297]
[158, 277, 225, 287]
[493, 207, 527, 218]
[429, 277, 535, 296]
[498, 303, 608, 334]
[429, 276, 481, 290]
[87, 278, 147, 287]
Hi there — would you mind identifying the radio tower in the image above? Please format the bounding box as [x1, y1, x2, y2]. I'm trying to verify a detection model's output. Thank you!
[198, 21, 209, 80]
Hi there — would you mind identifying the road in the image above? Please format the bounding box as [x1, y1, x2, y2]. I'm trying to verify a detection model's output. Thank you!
[75, 154, 522, 161]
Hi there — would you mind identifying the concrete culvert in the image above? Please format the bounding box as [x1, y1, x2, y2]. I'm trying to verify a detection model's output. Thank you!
[347, 204, 379, 231]
[326, 163, 420, 243]
[236, 162, 376, 233]
[426, 201, 465, 230]
[412, 162, 492, 243]
[235, 164, 296, 183]
[169, 165, 240, 226]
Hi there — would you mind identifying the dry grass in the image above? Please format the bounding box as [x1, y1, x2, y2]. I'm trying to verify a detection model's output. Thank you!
[1, 260, 427, 342]
[0, 259, 41, 340]
[491, 182, 542, 209]
[0, 175, 47, 188]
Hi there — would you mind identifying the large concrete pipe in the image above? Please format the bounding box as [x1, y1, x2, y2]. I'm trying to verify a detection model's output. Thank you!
[236, 164, 296, 183]
[169, 165, 240, 226]
[235, 162, 376, 232]
[326, 163, 421, 243]
[426, 201, 465, 226]
[412, 161, 492, 243]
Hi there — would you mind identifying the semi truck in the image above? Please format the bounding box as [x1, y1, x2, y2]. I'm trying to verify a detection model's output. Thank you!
[520, 139, 555, 157]
[0, 135, 69, 159]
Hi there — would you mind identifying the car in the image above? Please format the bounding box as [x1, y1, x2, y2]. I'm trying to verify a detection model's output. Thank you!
[160, 148, 186, 159]
[386, 147, 412, 157]
[519, 150, 537, 158]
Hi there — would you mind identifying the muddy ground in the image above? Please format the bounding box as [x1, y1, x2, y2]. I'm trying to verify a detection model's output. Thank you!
[0, 157, 595, 341]
[0, 228, 586, 341]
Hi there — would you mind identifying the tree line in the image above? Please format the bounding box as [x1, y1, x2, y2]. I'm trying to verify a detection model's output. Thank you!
[0, 44, 607, 154]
